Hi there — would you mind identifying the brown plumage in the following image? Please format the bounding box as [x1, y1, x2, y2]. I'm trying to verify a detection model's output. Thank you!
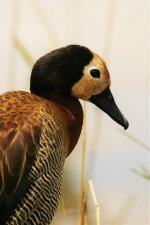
[0, 92, 42, 195]
[0, 45, 128, 224]
[0, 91, 83, 224]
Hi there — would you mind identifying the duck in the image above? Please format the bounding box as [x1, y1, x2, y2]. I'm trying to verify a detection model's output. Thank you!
[0, 45, 129, 224]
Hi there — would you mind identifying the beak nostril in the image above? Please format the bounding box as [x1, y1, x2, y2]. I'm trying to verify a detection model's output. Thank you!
[108, 94, 113, 101]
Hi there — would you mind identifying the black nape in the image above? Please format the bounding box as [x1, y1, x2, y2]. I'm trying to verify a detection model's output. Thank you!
[30, 45, 93, 98]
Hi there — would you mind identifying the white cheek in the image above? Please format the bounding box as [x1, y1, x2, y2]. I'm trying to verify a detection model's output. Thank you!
[71, 54, 111, 100]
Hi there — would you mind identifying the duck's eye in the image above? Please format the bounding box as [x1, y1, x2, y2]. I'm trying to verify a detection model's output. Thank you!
[90, 69, 100, 78]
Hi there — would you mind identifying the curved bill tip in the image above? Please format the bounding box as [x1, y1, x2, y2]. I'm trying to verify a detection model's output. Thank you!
[123, 118, 129, 130]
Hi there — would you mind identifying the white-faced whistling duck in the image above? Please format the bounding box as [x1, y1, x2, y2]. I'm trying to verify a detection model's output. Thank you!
[0, 45, 129, 224]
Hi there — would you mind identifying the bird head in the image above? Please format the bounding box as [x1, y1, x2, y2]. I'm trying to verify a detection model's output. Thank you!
[30, 45, 129, 130]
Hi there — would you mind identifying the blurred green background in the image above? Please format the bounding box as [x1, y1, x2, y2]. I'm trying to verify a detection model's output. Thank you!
[0, 0, 149, 224]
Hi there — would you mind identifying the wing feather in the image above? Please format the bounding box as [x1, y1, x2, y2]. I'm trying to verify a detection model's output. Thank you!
[0, 119, 42, 195]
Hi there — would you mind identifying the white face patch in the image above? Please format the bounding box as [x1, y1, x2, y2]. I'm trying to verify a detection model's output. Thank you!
[71, 52, 111, 100]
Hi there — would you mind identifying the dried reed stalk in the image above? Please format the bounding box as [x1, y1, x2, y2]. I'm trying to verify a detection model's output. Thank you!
[87, 180, 100, 225]
[83, 180, 100, 225]
[78, 2, 117, 223]
[102, 0, 118, 60]
[78, 101, 87, 225]
[78, 103, 100, 225]
[60, 197, 66, 218]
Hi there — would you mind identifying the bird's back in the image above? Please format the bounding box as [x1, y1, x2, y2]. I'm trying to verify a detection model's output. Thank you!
[0, 91, 70, 224]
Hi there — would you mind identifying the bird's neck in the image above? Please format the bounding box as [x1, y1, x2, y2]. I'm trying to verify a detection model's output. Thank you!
[44, 93, 83, 157]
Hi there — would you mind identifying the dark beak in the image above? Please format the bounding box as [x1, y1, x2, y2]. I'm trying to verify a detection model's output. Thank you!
[89, 87, 129, 130]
